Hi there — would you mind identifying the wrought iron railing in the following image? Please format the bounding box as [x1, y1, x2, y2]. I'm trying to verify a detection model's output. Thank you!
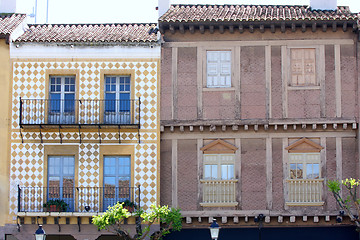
[19, 98, 141, 126]
[17, 185, 141, 213]
[287, 179, 324, 204]
[200, 179, 238, 205]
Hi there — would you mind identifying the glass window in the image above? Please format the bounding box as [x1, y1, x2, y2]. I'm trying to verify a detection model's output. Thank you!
[203, 154, 235, 180]
[49, 75, 75, 124]
[289, 153, 320, 179]
[104, 75, 131, 124]
[103, 156, 131, 210]
[47, 156, 75, 211]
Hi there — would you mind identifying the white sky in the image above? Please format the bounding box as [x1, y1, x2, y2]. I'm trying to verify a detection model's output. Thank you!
[16, 0, 360, 24]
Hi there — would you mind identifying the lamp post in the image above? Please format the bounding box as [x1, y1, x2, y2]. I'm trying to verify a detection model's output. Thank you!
[209, 219, 220, 240]
[35, 225, 46, 240]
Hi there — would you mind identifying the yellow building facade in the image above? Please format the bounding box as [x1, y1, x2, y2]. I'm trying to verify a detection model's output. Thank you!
[5, 23, 161, 240]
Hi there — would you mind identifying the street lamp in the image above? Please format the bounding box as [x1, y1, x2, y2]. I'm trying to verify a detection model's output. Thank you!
[35, 225, 46, 240]
[209, 219, 220, 240]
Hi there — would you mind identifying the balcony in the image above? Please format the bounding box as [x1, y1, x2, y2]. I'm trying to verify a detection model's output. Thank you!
[200, 179, 238, 207]
[17, 186, 140, 213]
[286, 179, 324, 206]
[19, 98, 140, 128]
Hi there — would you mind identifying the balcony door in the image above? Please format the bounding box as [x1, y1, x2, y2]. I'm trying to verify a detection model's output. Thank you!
[48, 156, 75, 211]
[103, 156, 131, 210]
[104, 75, 131, 124]
[49, 76, 75, 124]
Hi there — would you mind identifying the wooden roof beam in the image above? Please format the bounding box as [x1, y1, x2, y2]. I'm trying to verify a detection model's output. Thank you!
[199, 25, 205, 34]
[271, 24, 275, 33]
[312, 22, 317, 32]
[219, 25, 224, 34]
[189, 25, 195, 34]
[209, 25, 214, 34]
[302, 23, 306, 32]
[229, 25, 234, 33]
[260, 24, 265, 33]
[238, 24, 244, 33]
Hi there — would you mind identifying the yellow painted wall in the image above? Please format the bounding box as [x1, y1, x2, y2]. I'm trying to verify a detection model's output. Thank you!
[0, 39, 12, 226]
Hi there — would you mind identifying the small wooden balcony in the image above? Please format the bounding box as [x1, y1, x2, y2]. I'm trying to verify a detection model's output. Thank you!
[286, 179, 324, 206]
[200, 179, 238, 207]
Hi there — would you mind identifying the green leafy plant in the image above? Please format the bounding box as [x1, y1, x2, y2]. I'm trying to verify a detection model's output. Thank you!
[92, 202, 182, 240]
[122, 200, 137, 213]
[328, 178, 360, 230]
[43, 199, 68, 212]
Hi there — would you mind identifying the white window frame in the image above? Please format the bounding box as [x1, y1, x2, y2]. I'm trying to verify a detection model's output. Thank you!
[206, 50, 232, 88]
[203, 154, 235, 180]
[289, 153, 321, 179]
[286, 152, 324, 206]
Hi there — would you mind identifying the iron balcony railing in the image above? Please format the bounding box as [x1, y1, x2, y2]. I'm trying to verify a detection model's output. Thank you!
[19, 98, 141, 126]
[17, 185, 141, 213]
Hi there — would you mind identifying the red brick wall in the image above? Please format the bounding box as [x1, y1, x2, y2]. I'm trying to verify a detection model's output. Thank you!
[325, 45, 336, 117]
[160, 139, 172, 206]
[160, 47, 173, 121]
[325, 137, 337, 211]
[203, 91, 236, 119]
[240, 46, 266, 119]
[177, 47, 198, 120]
[288, 90, 321, 118]
[340, 45, 356, 118]
[272, 138, 284, 211]
[177, 140, 198, 211]
[342, 137, 357, 180]
[241, 138, 267, 209]
[271, 46, 282, 119]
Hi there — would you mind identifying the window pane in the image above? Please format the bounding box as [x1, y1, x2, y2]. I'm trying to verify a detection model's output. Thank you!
[307, 163, 320, 179]
[49, 93, 61, 112]
[105, 93, 116, 112]
[204, 165, 217, 179]
[104, 157, 116, 175]
[118, 156, 130, 175]
[64, 94, 75, 112]
[221, 164, 234, 180]
[290, 163, 303, 179]
[119, 93, 130, 112]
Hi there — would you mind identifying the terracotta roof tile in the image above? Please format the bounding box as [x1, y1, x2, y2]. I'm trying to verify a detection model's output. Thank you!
[16, 23, 158, 43]
[0, 14, 26, 36]
[159, 5, 358, 23]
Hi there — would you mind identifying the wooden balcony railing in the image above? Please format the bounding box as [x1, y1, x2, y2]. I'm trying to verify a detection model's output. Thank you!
[286, 179, 324, 206]
[200, 179, 238, 207]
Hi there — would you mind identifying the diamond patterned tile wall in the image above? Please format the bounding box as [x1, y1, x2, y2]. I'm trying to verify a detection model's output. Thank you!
[12, 60, 157, 130]
[10, 58, 159, 214]
[9, 143, 44, 214]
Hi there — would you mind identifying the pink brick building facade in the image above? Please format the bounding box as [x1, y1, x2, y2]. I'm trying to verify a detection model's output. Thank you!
[159, 4, 360, 238]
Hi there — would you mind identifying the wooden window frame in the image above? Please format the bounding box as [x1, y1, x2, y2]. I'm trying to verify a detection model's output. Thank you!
[287, 46, 320, 88]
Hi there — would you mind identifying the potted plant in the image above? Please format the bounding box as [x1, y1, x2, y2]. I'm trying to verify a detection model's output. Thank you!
[43, 199, 68, 212]
[121, 199, 136, 213]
